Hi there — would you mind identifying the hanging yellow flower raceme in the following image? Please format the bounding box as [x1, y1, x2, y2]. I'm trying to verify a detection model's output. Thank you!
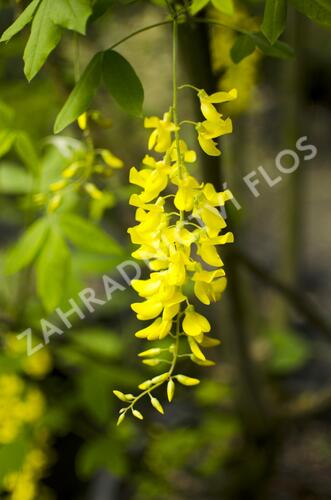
[34, 112, 123, 214]
[114, 85, 237, 424]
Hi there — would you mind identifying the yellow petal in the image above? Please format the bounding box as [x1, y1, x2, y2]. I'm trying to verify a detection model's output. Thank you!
[134, 318, 162, 338]
[131, 300, 163, 320]
[198, 242, 223, 267]
[197, 134, 221, 157]
[207, 88, 237, 103]
[188, 336, 206, 361]
[194, 281, 211, 305]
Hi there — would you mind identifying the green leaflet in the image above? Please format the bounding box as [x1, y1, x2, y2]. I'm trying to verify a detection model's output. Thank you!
[211, 0, 234, 16]
[102, 49, 144, 117]
[51, 0, 93, 34]
[0, 0, 41, 42]
[2, 0, 93, 80]
[250, 32, 294, 59]
[5, 217, 49, 275]
[262, 0, 288, 44]
[54, 48, 144, 132]
[230, 34, 255, 63]
[0, 163, 34, 194]
[59, 213, 123, 255]
[36, 226, 70, 312]
[190, 0, 209, 15]
[290, 0, 331, 27]
[54, 52, 103, 133]
[23, 0, 62, 81]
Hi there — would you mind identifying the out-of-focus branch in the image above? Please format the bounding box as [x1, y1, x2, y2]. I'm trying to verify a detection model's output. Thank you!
[233, 248, 331, 340]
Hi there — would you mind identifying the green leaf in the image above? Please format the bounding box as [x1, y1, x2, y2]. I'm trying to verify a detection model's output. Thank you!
[59, 213, 122, 254]
[23, 0, 62, 81]
[262, 0, 287, 44]
[54, 52, 103, 133]
[5, 217, 49, 274]
[90, 0, 115, 21]
[0, 0, 41, 42]
[15, 132, 40, 173]
[102, 49, 144, 117]
[190, 0, 210, 15]
[71, 328, 123, 359]
[36, 226, 70, 311]
[290, 0, 331, 27]
[230, 34, 255, 63]
[211, 0, 234, 15]
[0, 130, 16, 158]
[0, 163, 33, 194]
[50, 0, 93, 34]
[250, 32, 294, 59]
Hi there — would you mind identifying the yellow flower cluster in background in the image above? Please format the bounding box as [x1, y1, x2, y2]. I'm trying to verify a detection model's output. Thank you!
[210, 7, 260, 115]
[114, 86, 237, 423]
[34, 112, 123, 214]
[0, 336, 51, 500]
[3, 444, 49, 500]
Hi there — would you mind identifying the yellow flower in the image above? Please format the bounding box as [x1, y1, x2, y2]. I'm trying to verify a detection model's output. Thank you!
[182, 306, 211, 337]
[144, 111, 178, 153]
[195, 88, 237, 156]
[193, 269, 227, 305]
[174, 175, 200, 211]
[198, 88, 237, 121]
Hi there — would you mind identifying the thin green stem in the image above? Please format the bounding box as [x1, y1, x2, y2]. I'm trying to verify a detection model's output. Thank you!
[179, 120, 197, 126]
[169, 315, 181, 375]
[109, 21, 173, 51]
[178, 83, 200, 92]
[172, 17, 185, 224]
[190, 17, 248, 35]
[105, 15, 248, 61]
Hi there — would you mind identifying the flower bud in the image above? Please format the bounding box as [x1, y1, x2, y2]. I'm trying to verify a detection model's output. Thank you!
[167, 379, 175, 402]
[151, 397, 164, 414]
[176, 375, 200, 386]
[132, 409, 143, 420]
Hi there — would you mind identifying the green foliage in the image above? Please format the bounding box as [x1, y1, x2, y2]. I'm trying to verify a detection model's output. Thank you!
[70, 327, 123, 359]
[190, 0, 234, 15]
[262, 0, 288, 44]
[0, 0, 41, 43]
[211, 0, 234, 16]
[59, 213, 122, 255]
[102, 49, 144, 117]
[1, 0, 93, 80]
[0, 163, 33, 194]
[55, 49, 144, 132]
[190, 0, 209, 15]
[290, 0, 331, 27]
[54, 52, 103, 133]
[250, 32, 294, 59]
[5, 217, 49, 275]
[230, 34, 255, 63]
[36, 225, 70, 312]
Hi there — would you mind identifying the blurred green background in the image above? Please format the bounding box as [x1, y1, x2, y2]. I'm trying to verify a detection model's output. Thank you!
[0, 0, 330, 499]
